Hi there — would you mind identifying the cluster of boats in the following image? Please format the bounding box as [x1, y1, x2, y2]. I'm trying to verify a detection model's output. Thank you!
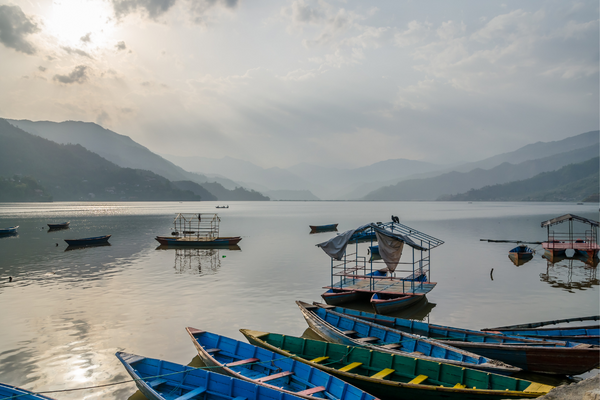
[3, 301, 597, 399]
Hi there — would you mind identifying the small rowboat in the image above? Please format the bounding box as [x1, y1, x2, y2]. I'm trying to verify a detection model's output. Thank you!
[322, 303, 600, 375]
[310, 224, 338, 233]
[0, 226, 18, 235]
[296, 301, 520, 375]
[508, 245, 534, 264]
[64, 235, 111, 246]
[185, 327, 379, 400]
[483, 315, 600, 345]
[155, 236, 242, 247]
[115, 351, 307, 400]
[47, 222, 70, 230]
[240, 329, 554, 400]
[0, 383, 54, 399]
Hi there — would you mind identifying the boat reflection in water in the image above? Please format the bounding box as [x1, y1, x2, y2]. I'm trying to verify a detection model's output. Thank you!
[156, 244, 240, 275]
[540, 252, 598, 292]
[64, 242, 111, 251]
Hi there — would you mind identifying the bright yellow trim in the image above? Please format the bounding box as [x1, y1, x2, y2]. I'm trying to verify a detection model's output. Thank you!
[370, 368, 395, 379]
[310, 356, 329, 363]
[408, 375, 428, 385]
[453, 383, 467, 388]
[339, 362, 363, 372]
[524, 382, 554, 393]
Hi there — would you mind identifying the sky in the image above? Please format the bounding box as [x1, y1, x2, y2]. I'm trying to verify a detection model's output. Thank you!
[0, 0, 598, 169]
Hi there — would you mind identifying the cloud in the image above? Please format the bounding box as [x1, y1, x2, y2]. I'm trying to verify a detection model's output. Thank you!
[38, 66, 46, 72]
[0, 5, 39, 54]
[96, 110, 111, 126]
[115, 41, 127, 51]
[80, 33, 92, 43]
[61, 46, 93, 58]
[53, 65, 89, 84]
[110, 0, 239, 21]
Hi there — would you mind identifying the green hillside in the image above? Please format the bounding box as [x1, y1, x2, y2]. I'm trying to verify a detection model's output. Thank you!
[439, 157, 599, 202]
[0, 119, 202, 201]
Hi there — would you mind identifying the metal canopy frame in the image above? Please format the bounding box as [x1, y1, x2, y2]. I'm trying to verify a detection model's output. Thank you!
[172, 213, 220, 240]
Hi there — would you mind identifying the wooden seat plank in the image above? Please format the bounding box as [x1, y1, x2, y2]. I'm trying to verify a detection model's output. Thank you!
[255, 371, 294, 383]
[370, 368, 394, 380]
[226, 357, 260, 367]
[310, 356, 329, 363]
[339, 362, 362, 372]
[408, 375, 428, 385]
[355, 336, 379, 343]
[296, 386, 326, 396]
[147, 378, 167, 388]
[174, 386, 207, 400]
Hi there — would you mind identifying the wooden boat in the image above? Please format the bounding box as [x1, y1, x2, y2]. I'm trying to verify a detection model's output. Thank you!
[64, 235, 111, 246]
[215, 205, 229, 209]
[310, 224, 338, 233]
[115, 351, 306, 400]
[0, 383, 54, 399]
[185, 327, 379, 400]
[370, 292, 425, 314]
[508, 245, 534, 264]
[155, 213, 241, 247]
[47, 222, 69, 230]
[0, 226, 18, 235]
[322, 303, 600, 375]
[155, 236, 242, 247]
[296, 301, 520, 375]
[483, 315, 600, 346]
[240, 329, 554, 400]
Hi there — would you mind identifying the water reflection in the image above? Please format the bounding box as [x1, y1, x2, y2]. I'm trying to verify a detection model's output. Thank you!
[156, 245, 241, 275]
[540, 256, 599, 292]
[64, 242, 112, 251]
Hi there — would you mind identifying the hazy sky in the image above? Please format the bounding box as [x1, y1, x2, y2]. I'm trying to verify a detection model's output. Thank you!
[0, 0, 598, 168]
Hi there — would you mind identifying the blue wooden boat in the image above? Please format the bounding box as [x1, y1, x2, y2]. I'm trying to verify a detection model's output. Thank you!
[115, 351, 306, 400]
[310, 224, 338, 233]
[508, 245, 534, 265]
[296, 301, 520, 375]
[484, 315, 600, 346]
[321, 303, 600, 375]
[185, 327, 380, 400]
[64, 235, 111, 246]
[0, 226, 18, 235]
[0, 383, 54, 399]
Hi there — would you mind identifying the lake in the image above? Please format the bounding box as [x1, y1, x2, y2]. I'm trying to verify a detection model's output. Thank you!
[0, 201, 598, 399]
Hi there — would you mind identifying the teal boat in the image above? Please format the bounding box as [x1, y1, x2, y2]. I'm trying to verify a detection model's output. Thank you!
[240, 329, 554, 400]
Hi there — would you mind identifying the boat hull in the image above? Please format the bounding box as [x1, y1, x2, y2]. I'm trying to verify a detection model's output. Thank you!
[240, 330, 554, 400]
[48, 222, 69, 230]
[115, 351, 306, 400]
[370, 292, 425, 314]
[310, 224, 338, 233]
[297, 301, 519, 375]
[0, 226, 18, 235]
[155, 236, 241, 247]
[185, 327, 378, 400]
[0, 383, 54, 399]
[64, 235, 110, 246]
[321, 289, 370, 305]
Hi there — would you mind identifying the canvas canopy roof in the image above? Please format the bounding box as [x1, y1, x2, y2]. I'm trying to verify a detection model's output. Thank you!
[316, 223, 428, 262]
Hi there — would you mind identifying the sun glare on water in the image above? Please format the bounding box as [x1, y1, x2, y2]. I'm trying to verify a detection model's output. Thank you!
[47, 0, 115, 47]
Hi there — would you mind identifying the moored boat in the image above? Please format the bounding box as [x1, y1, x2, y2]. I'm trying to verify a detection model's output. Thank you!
[155, 213, 241, 247]
[47, 222, 70, 230]
[0, 226, 18, 235]
[321, 303, 600, 375]
[185, 327, 379, 400]
[240, 329, 554, 400]
[64, 235, 111, 246]
[0, 383, 54, 399]
[310, 224, 338, 233]
[115, 351, 306, 400]
[155, 236, 242, 247]
[483, 315, 600, 346]
[508, 245, 534, 264]
[296, 300, 520, 375]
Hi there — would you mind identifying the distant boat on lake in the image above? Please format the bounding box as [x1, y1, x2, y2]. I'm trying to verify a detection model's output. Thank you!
[64, 235, 111, 246]
[309, 223, 338, 233]
[47, 222, 70, 230]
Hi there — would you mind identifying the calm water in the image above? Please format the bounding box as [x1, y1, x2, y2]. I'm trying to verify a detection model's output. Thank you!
[0, 201, 598, 399]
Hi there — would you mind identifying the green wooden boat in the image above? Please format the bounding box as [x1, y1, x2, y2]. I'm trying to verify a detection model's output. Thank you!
[240, 329, 554, 400]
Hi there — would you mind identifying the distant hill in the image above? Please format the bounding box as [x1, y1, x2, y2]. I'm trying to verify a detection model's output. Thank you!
[171, 181, 217, 201]
[6, 119, 268, 201]
[439, 157, 599, 202]
[364, 143, 599, 200]
[0, 175, 53, 202]
[0, 119, 202, 201]
[199, 182, 269, 201]
[263, 189, 320, 201]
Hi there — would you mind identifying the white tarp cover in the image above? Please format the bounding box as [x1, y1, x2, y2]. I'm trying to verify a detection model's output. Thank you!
[317, 223, 427, 261]
[375, 231, 404, 272]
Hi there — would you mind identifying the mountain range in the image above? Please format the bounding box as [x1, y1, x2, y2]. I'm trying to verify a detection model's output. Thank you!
[3, 117, 598, 203]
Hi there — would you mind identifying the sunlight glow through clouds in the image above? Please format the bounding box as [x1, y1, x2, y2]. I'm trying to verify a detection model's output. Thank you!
[46, 0, 115, 47]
